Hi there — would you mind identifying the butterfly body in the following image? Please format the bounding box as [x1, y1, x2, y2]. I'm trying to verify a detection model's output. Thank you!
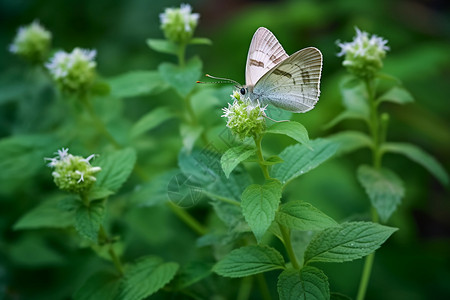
[242, 27, 323, 113]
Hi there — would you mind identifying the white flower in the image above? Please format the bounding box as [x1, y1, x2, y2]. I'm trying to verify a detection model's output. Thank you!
[9, 20, 52, 62]
[159, 3, 200, 43]
[336, 27, 389, 78]
[46, 148, 101, 194]
[46, 48, 97, 93]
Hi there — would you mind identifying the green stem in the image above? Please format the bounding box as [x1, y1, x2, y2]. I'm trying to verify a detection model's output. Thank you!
[237, 276, 253, 300]
[279, 224, 301, 269]
[178, 43, 186, 67]
[166, 201, 206, 235]
[256, 273, 272, 300]
[365, 78, 381, 169]
[356, 251, 375, 300]
[254, 135, 271, 180]
[80, 96, 121, 149]
[99, 225, 124, 276]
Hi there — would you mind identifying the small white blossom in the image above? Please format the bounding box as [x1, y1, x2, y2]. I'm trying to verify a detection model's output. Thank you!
[46, 48, 97, 93]
[160, 3, 200, 43]
[46, 148, 101, 194]
[337, 27, 389, 78]
[9, 20, 52, 62]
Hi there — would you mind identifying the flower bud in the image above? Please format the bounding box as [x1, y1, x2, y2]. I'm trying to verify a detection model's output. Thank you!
[46, 148, 101, 194]
[9, 20, 52, 63]
[45, 48, 97, 94]
[222, 90, 266, 139]
[337, 27, 389, 78]
[159, 3, 199, 44]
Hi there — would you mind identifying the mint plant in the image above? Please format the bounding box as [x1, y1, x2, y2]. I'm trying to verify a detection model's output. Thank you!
[327, 27, 449, 300]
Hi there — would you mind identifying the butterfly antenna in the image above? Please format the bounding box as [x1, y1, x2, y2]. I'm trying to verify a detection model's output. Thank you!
[196, 74, 241, 88]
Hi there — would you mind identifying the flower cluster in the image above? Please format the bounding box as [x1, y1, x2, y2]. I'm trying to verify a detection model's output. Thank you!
[222, 90, 267, 139]
[337, 27, 389, 78]
[160, 3, 199, 44]
[9, 20, 52, 62]
[46, 148, 101, 194]
[45, 48, 97, 94]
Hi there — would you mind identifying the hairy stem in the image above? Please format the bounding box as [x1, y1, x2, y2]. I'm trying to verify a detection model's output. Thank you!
[279, 224, 301, 269]
[254, 135, 271, 180]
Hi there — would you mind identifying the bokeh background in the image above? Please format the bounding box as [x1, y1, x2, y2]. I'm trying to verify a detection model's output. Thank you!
[1, 0, 449, 299]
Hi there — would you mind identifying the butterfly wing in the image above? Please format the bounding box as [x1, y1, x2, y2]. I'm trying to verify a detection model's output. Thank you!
[245, 27, 289, 86]
[252, 47, 323, 113]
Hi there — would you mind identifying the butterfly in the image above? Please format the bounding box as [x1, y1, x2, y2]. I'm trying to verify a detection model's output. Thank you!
[206, 27, 323, 113]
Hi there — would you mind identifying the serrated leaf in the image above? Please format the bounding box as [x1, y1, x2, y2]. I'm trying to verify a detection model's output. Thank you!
[213, 245, 285, 278]
[178, 148, 251, 202]
[172, 261, 212, 290]
[241, 180, 282, 242]
[119, 256, 179, 300]
[221, 144, 256, 178]
[87, 186, 114, 201]
[74, 271, 121, 300]
[130, 107, 174, 138]
[146, 39, 179, 55]
[14, 196, 76, 230]
[323, 110, 368, 130]
[277, 267, 329, 300]
[130, 170, 179, 207]
[357, 165, 404, 222]
[158, 56, 202, 97]
[9, 234, 65, 267]
[327, 131, 372, 155]
[95, 148, 137, 192]
[276, 201, 338, 231]
[382, 142, 448, 185]
[271, 139, 339, 185]
[304, 222, 397, 264]
[107, 71, 168, 98]
[189, 37, 213, 45]
[376, 86, 414, 105]
[75, 200, 105, 242]
[266, 121, 309, 145]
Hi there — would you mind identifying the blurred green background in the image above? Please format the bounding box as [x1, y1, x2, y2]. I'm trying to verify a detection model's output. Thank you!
[1, 0, 449, 299]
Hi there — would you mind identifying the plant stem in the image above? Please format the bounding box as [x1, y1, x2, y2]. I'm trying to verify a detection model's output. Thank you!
[166, 201, 206, 235]
[256, 273, 272, 300]
[99, 224, 124, 276]
[237, 276, 253, 300]
[81, 95, 121, 149]
[356, 251, 375, 300]
[279, 224, 301, 269]
[254, 135, 271, 180]
[178, 43, 186, 67]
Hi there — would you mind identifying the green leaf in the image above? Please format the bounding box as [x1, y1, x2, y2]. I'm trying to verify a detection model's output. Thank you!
[189, 37, 213, 45]
[158, 56, 202, 97]
[376, 86, 414, 105]
[241, 180, 283, 242]
[87, 186, 114, 201]
[9, 234, 65, 267]
[14, 196, 76, 230]
[271, 139, 339, 185]
[382, 142, 448, 185]
[276, 201, 338, 231]
[130, 170, 178, 207]
[327, 131, 372, 155]
[277, 267, 329, 300]
[180, 123, 203, 153]
[339, 76, 370, 117]
[357, 165, 405, 222]
[261, 155, 284, 166]
[323, 110, 368, 130]
[147, 39, 179, 55]
[119, 256, 179, 300]
[107, 70, 168, 98]
[95, 148, 137, 192]
[221, 144, 256, 178]
[74, 271, 121, 300]
[75, 200, 105, 242]
[304, 222, 397, 264]
[172, 261, 212, 290]
[90, 80, 111, 96]
[266, 121, 309, 145]
[130, 107, 174, 138]
[213, 245, 285, 278]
